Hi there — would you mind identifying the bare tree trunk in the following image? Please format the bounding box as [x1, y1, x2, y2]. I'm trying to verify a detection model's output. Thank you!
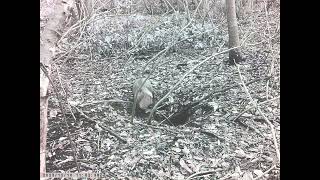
[226, 0, 244, 64]
[40, 0, 67, 176]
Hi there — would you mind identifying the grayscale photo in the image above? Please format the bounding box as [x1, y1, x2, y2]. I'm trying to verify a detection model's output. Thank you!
[40, 0, 280, 179]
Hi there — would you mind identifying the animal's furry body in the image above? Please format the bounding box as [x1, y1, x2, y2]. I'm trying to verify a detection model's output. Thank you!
[133, 78, 153, 110]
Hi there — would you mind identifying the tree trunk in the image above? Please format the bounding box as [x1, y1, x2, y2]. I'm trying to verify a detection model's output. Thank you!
[226, 0, 244, 64]
[40, 0, 67, 177]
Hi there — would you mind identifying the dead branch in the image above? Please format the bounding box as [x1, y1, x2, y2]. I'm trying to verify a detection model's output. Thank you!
[232, 96, 279, 122]
[235, 62, 280, 163]
[199, 130, 225, 141]
[73, 106, 127, 144]
[55, 65, 78, 125]
[40, 63, 81, 172]
[79, 99, 132, 107]
[135, 122, 178, 134]
[99, 124, 128, 144]
[186, 169, 223, 180]
[253, 164, 277, 180]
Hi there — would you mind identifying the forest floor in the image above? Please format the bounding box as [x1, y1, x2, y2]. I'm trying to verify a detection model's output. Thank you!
[45, 4, 280, 180]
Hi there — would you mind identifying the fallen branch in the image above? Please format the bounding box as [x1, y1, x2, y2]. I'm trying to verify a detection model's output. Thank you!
[186, 169, 222, 180]
[55, 65, 78, 125]
[263, 0, 278, 100]
[232, 96, 279, 122]
[98, 124, 128, 144]
[40, 63, 81, 172]
[79, 99, 132, 107]
[196, 76, 271, 107]
[199, 130, 225, 141]
[73, 106, 127, 144]
[253, 164, 277, 180]
[235, 62, 280, 163]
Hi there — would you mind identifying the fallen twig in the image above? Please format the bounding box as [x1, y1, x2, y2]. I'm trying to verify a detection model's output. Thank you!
[99, 124, 128, 144]
[186, 169, 222, 180]
[232, 96, 279, 122]
[253, 164, 277, 180]
[55, 65, 79, 124]
[40, 63, 81, 172]
[73, 106, 127, 144]
[234, 119, 264, 137]
[263, 0, 278, 100]
[235, 62, 280, 163]
[79, 99, 132, 107]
